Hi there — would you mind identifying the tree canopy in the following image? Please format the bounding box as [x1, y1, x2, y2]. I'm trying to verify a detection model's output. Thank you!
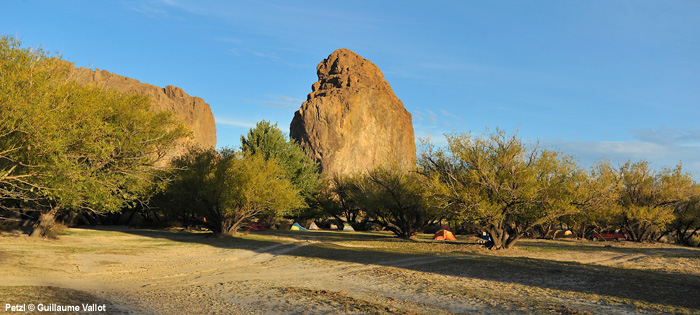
[240, 120, 320, 219]
[0, 35, 189, 236]
[162, 148, 302, 235]
[420, 129, 592, 249]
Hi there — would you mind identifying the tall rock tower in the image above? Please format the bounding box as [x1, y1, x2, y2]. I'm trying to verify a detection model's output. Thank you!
[290, 49, 416, 175]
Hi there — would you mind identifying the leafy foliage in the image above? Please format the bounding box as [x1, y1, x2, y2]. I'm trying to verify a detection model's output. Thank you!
[312, 174, 363, 228]
[421, 129, 589, 249]
[240, 121, 320, 197]
[618, 162, 694, 242]
[0, 35, 189, 236]
[352, 165, 445, 238]
[672, 192, 700, 246]
[240, 121, 320, 219]
[558, 161, 620, 237]
[162, 148, 302, 235]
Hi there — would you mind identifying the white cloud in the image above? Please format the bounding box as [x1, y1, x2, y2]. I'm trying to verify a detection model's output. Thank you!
[550, 138, 700, 179]
[440, 109, 463, 121]
[631, 127, 700, 146]
[413, 111, 425, 121]
[124, 2, 170, 18]
[215, 118, 256, 128]
[425, 109, 438, 124]
[247, 95, 303, 110]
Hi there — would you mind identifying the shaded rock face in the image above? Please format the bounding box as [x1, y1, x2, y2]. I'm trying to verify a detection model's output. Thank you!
[290, 49, 416, 175]
[63, 61, 217, 160]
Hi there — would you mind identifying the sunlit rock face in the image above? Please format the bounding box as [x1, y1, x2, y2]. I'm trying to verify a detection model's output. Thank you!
[290, 49, 416, 175]
[64, 61, 217, 161]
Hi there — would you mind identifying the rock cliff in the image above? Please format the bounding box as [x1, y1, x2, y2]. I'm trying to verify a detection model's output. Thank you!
[290, 49, 416, 175]
[62, 61, 217, 160]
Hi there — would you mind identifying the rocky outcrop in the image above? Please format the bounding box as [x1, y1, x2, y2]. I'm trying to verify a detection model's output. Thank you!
[290, 49, 416, 175]
[62, 61, 217, 160]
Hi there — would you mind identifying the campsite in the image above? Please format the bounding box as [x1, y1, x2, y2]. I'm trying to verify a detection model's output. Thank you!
[2, 226, 699, 314]
[3, 2, 700, 314]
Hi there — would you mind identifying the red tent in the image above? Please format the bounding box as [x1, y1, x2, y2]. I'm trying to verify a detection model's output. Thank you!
[433, 229, 457, 241]
[243, 222, 267, 231]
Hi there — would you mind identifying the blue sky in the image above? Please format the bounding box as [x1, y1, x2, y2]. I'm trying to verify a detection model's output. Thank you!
[2, 1, 699, 177]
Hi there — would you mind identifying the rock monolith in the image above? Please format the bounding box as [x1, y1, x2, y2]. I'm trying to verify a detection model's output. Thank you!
[290, 49, 415, 175]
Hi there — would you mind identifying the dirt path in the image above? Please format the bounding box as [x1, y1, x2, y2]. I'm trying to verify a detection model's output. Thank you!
[2, 228, 699, 314]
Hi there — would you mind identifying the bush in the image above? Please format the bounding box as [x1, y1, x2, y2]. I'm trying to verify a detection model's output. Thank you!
[352, 165, 444, 239]
[159, 148, 303, 235]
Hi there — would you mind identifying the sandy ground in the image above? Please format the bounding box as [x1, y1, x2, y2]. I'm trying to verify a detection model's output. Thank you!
[1, 227, 699, 314]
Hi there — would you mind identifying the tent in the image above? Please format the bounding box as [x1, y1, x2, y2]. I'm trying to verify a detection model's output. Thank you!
[342, 222, 355, 231]
[544, 230, 574, 239]
[308, 222, 320, 230]
[433, 229, 457, 241]
[290, 222, 308, 231]
[243, 222, 266, 231]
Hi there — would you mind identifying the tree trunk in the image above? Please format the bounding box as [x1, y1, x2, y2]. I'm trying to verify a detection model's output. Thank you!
[31, 206, 60, 238]
[487, 226, 505, 249]
[505, 233, 522, 249]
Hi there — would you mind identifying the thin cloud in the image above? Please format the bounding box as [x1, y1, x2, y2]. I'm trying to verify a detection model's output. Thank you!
[440, 109, 463, 121]
[247, 95, 303, 110]
[216, 118, 256, 128]
[413, 111, 425, 121]
[223, 45, 307, 68]
[551, 138, 700, 179]
[124, 2, 170, 18]
[425, 109, 438, 124]
[631, 127, 700, 146]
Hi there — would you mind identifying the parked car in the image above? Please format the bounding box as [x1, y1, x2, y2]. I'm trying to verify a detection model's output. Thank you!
[590, 230, 629, 241]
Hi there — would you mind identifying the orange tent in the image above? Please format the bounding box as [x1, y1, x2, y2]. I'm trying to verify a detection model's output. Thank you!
[433, 229, 457, 241]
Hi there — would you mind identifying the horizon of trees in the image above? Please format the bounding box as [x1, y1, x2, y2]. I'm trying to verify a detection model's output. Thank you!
[2, 35, 698, 249]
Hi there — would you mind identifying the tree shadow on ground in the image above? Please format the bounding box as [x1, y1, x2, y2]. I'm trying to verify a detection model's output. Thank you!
[518, 238, 700, 258]
[90, 226, 700, 311]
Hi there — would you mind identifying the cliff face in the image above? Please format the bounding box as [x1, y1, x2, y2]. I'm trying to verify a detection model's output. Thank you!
[63, 61, 217, 160]
[290, 49, 416, 175]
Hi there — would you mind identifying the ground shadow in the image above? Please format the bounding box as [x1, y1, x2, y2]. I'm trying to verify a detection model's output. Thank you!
[519, 238, 700, 258]
[83, 226, 700, 311]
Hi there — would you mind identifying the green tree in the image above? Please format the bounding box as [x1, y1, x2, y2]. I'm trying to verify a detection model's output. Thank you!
[672, 191, 700, 246]
[421, 129, 586, 249]
[154, 148, 219, 228]
[352, 164, 444, 239]
[0, 35, 188, 236]
[618, 161, 694, 242]
[240, 120, 320, 196]
[163, 148, 302, 235]
[315, 173, 363, 228]
[559, 160, 621, 238]
[240, 120, 320, 219]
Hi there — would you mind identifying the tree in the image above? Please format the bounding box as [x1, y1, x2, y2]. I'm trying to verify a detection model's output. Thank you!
[154, 148, 219, 228]
[0, 35, 57, 203]
[352, 164, 444, 239]
[559, 160, 621, 238]
[240, 121, 320, 196]
[240, 121, 320, 219]
[672, 191, 700, 246]
[162, 148, 303, 235]
[0, 35, 189, 236]
[311, 173, 364, 229]
[421, 129, 585, 249]
[618, 161, 694, 242]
